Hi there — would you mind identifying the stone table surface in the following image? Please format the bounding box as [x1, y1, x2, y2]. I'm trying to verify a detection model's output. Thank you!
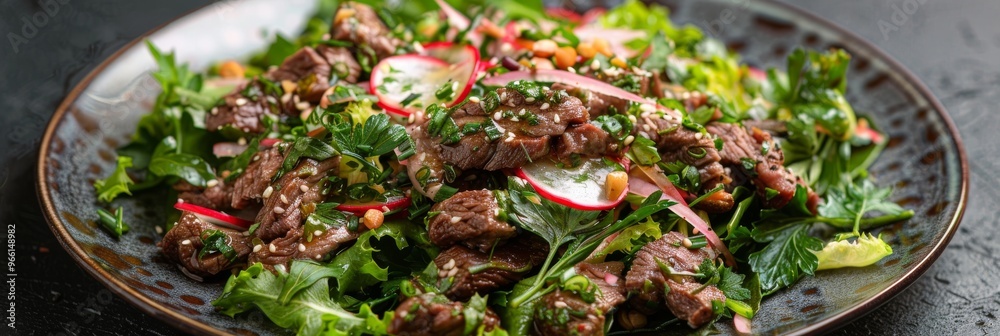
[0, 0, 996, 335]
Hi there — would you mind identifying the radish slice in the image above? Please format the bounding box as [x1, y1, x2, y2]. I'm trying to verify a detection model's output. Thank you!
[514, 156, 629, 211]
[734, 314, 753, 335]
[747, 66, 767, 82]
[335, 195, 411, 216]
[213, 142, 247, 158]
[573, 27, 645, 55]
[174, 201, 254, 230]
[435, 0, 469, 29]
[259, 138, 281, 147]
[546, 8, 583, 23]
[370, 43, 480, 117]
[630, 165, 736, 267]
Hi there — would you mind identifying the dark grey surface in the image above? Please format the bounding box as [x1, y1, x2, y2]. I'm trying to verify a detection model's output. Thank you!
[0, 0, 995, 335]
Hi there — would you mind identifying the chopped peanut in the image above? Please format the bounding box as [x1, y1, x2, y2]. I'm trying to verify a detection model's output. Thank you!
[593, 38, 613, 57]
[531, 57, 555, 70]
[363, 209, 384, 230]
[554, 46, 578, 69]
[334, 8, 355, 25]
[605, 171, 629, 201]
[576, 42, 597, 59]
[532, 39, 558, 58]
[218, 60, 244, 79]
[477, 19, 505, 39]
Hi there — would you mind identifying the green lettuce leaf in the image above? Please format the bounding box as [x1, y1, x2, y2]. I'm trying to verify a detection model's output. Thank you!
[748, 223, 823, 295]
[93, 156, 135, 203]
[819, 179, 908, 235]
[813, 233, 893, 271]
[327, 220, 434, 296]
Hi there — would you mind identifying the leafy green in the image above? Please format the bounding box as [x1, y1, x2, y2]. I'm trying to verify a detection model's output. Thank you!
[213, 262, 390, 335]
[748, 223, 823, 295]
[96, 207, 129, 239]
[148, 151, 216, 187]
[326, 220, 434, 296]
[93, 156, 135, 203]
[814, 233, 893, 271]
[198, 229, 237, 262]
[819, 180, 908, 236]
[277, 136, 340, 179]
[599, 0, 703, 56]
[220, 137, 260, 181]
[590, 217, 662, 262]
[628, 136, 661, 166]
[278, 260, 339, 305]
[767, 48, 856, 141]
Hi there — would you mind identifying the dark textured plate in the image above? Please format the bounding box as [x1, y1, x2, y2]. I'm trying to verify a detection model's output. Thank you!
[37, 0, 968, 335]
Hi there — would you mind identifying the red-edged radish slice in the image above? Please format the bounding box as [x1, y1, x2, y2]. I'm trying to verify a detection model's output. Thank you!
[370, 43, 480, 117]
[546, 8, 583, 23]
[335, 195, 411, 216]
[259, 138, 282, 147]
[213, 142, 248, 158]
[573, 27, 645, 55]
[481, 69, 680, 115]
[628, 171, 736, 267]
[580, 8, 606, 25]
[435, 0, 469, 29]
[734, 314, 753, 335]
[175, 201, 254, 230]
[747, 66, 767, 82]
[514, 156, 630, 211]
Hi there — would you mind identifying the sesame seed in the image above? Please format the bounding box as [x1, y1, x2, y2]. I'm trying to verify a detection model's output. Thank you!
[181, 239, 191, 245]
[695, 132, 704, 140]
[469, 96, 481, 103]
[263, 186, 274, 198]
[450, 216, 462, 223]
[407, 113, 416, 124]
[293, 95, 301, 104]
[493, 111, 502, 120]
[682, 238, 693, 248]
[511, 116, 519, 122]
[281, 93, 292, 104]
[525, 97, 535, 103]
[177, 198, 185, 204]
[418, 153, 427, 162]
[518, 109, 526, 116]
[504, 137, 514, 143]
[500, 92, 508, 102]
[298, 244, 306, 252]
[628, 115, 637, 123]
[253, 155, 261, 162]
[155, 226, 163, 234]
[210, 107, 218, 115]
[643, 124, 652, 132]
[567, 67, 577, 74]
[540, 103, 550, 110]
[237, 137, 247, 145]
[590, 59, 600, 70]
[274, 206, 285, 214]
[269, 243, 277, 252]
[438, 270, 448, 278]
[624, 135, 635, 146]
[554, 114, 560, 123]
[314, 230, 323, 237]
[280, 194, 289, 204]
[253, 245, 262, 253]
[446, 268, 458, 278]
[235, 98, 247, 106]
[207, 179, 219, 188]
[296, 102, 311, 111]
[444, 258, 456, 270]
[300, 185, 310, 192]
[315, 254, 323, 260]
[242, 127, 250, 132]
[554, 301, 568, 308]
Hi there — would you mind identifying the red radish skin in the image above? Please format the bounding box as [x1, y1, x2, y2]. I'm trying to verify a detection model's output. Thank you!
[174, 201, 254, 230]
[335, 196, 411, 216]
[514, 157, 630, 211]
[369, 43, 480, 117]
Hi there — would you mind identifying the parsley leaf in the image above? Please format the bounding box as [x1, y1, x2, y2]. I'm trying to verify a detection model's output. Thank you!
[819, 179, 908, 235]
[326, 220, 433, 296]
[93, 156, 135, 203]
[748, 223, 823, 295]
[590, 217, 663, 262]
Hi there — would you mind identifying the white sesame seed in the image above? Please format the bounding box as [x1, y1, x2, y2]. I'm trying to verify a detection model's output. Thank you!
[407, 113, 416, 124]
[293, 95, 301, 104]
[181, 239, 191, 245]
[298, 244, 306, 252]
[280, 194, 289, 204]
[628, 115, 637, 123]
[540, 103, 550, 110]
[210, 107, 219, 115]
[300, 185, 310, 192]
[682, 238, 693, 248]
[252, 155, 261, 162]
[590, 59, 600, 70]
[695, 132, 704, 140]
[446, 267, 459, 278]
[207, 179, 219, 188]
[500, 92, 508, 102]
[525, 97, 535, 103]
[504, 137, 514, 143]
[274, 206, 285, 214]
[643, 124, 652, 132]
[554, 114, 560, 123]
[269, 243, 277, 252]
[237, 137, 247, 145]
[313, 230, 323, 237]
[177, 198, 185, 204]
[235, 98, 247, 106]
[450, 216, 462, 223]
[624, 135, 635, 146]
[511, 116, 519, 122]
[554, 301, 568, 308]
[693, 227, 701, 235]
[494, 111, 502, 120]
[682, 91, 691, 100]
[439, 270, 449, 278]
[155, 226, 163, 234]
[567, 67, 577, 74]
[281, 93, 292, 104]
[263, 186, 274, 199]
[469, 96, 481, 103]
[253, 245, 262, 253]
[315, 254, 323, 260]
[518, 109, 526, 116]
[266, 96, 277, 105]
[296, 102, 311, 111]
[418, 153, 427, 162]
[444, 259, 456, 270]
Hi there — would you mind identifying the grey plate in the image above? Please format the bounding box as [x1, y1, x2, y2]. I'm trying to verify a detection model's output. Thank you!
[37, 0, 968, 335]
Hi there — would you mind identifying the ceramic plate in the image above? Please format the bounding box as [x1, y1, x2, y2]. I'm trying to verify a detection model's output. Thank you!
[37, 0, 968, 334]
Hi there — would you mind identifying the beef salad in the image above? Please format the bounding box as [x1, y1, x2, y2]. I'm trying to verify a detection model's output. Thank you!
[92, 0, 914, 334]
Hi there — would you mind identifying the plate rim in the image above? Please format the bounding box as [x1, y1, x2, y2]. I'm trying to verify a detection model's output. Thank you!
[34, 1, 969, 335]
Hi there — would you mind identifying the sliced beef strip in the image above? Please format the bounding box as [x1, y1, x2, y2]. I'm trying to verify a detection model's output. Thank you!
[428, 190, 516, 252]
[664, 279, 727, 329]
[255, 156, 340, 241]
[575, 262, 627, 312]
[388, 293, 501, 336]
[330, 2, 401, 59]
[706, 122, 819, 211]
[231, 146, 285, 209]
[624, 232, 717, 314]
[267, 45, 361, 104]
[158, 212, 252, 277]
[435, 235, 549, 302]
[174, 178, 232, 211]
[533, 290, 606, 336]
[406, 123, 450, 200]
[553, 123, 621, 159]
[206, 80, 278, 134]
[248, 224, 358, 269]
[434, 87, 588, 171]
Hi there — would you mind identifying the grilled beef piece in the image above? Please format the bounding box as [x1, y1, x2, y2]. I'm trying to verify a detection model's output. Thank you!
[206, 80, 279, 134]
[406, 122, 450, 201]
[231, 146, 285, 209]
[624, 232, 717, 313]
[664, 279, 727, 328]
[553, 123, 620, 159]
[175, 178, 232, 211]
[706, 122, 819, 211]
[533, 290, 606, 336]
[434, 87, 588, 171]
[388, 293, 501, 336]
[158, 212, 252, 277]
[554, 83, 629, 118]
[248, 225, 358, 269]
[255, 157, 340, 241]
[428, 190, 516, 252]
[268, 45, 361, 103]
[435, 235, 549, 301]
[575, 262, 627, 312]
[330, 2, 401, 59]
